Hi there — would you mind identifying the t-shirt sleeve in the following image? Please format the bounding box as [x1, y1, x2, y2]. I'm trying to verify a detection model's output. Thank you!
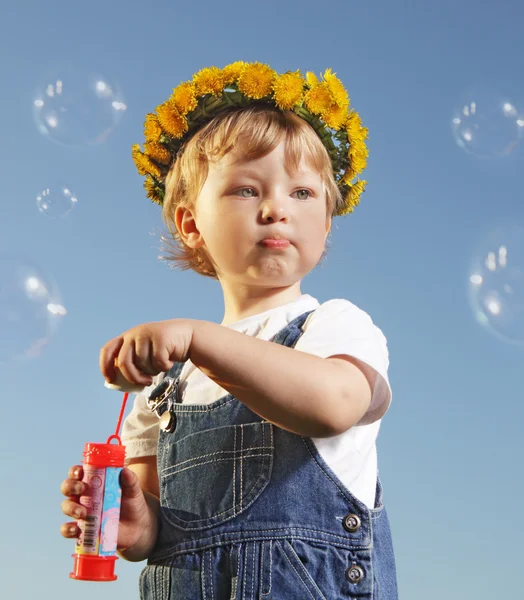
[294, 299, 392, 425]
[121, 376, 161, 459]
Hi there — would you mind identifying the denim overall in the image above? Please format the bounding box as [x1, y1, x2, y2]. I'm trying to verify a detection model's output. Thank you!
[139, 310, 398, 599]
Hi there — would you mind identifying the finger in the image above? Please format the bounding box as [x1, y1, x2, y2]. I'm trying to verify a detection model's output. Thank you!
[151, 338, 174, 372]
[118, 339, 152, 385]
[100, 336, 124, 382]
[68, 465, 84, 480]
[61, 498, 86, 520]
[60, 478, 85, 497]
[60, 522, 80, 539]
[134, 336, 157, 377]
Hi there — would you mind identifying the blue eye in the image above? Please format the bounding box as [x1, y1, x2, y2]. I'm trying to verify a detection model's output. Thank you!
[295, 189, 310, 200]
[236, 188, 312, 199]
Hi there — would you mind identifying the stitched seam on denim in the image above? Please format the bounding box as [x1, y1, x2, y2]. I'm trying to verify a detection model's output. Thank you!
[259, 541, 266, 597]
[209, 550, 215, 600]
[278, 541, 317, 600]
[236, 545, 241, 598]
[368, 515, 373, 600]
[161, 454, 273, 478]
[251, 542, 255, 600]
[285, 541, 328, 600]
[240, 424, 244, 512]
[162, 445, 274, 474]
[301, 436, 369, 539]
[151, 533, 370, 562]
[168, 526, 362, 544]
[164, 421, 271, 451]
[202, 554, 207, 600]
[170, 397, 237, 412]
[160, 451, 272, 527]
[301, 437, 358, 504]
[233, 426, 237, 517]
[242, 544, 248, 600]
[166, 563, 171, 598]
[268, 541, 272, 596]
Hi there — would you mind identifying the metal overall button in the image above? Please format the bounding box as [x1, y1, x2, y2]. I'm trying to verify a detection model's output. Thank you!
[147, 376, 176, 412]
[342, 513, 361, 533]
[345, 563, 364, 584]
[160, 398, 176, 433]
[147, 376, 179, 432]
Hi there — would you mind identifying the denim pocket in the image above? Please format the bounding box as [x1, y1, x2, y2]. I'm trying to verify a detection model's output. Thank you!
[160, 421, 274, 530]
[266, 540, 328, 600]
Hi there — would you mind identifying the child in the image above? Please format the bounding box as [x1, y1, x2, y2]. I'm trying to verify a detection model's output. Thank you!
[60, 61, 399, 599]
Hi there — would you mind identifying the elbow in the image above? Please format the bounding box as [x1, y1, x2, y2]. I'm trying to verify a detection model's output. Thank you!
[320, 389, 371, 438]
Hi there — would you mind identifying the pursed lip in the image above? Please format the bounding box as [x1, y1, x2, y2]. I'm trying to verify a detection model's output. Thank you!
[259, 235, 290, 242]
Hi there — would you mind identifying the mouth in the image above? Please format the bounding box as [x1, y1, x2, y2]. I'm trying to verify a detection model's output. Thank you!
[259, 239, 291, 248]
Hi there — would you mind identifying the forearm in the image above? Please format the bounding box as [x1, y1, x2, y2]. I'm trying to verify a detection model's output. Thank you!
[189, 320, 346, 438]
[117, 491, 160, 563]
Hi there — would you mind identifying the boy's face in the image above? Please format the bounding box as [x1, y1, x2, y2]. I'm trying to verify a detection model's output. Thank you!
[177, 139, 331, 288]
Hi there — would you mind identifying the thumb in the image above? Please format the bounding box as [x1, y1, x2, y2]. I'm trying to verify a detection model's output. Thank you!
[120, 467, 143, 499]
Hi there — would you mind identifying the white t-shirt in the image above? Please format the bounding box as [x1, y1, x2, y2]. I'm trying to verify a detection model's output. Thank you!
[121, 294, 392, 509]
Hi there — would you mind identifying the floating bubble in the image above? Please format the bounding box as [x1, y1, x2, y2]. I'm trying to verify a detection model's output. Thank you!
[469, 225, 524, 345]
[451, 87, 524, 159]
[32, 64, 127, 146]
[36, 183, 78, 218]
[0, 256, 67, 367]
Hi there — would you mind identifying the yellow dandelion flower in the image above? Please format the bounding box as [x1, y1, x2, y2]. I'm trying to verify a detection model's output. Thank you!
[322, 68, 349, 111]
[156, 100, 188, 138]
[338, 180, 366, 215]
[304, 83, 333, 116]
[346, 110, 368, 141]
[322, 104, 348, 130]
[170, 82, 198, 115]
[192, 66, 225, 96]
[222, 61, 246, 85]
[348, 180, 366, 205]
[144, 141, 171, 166]
[144, 113, 163, 143]
[347, 138, 368, 168]
[144, 177, 163, 206]
[306, 71, 319, 87]
[272, 70, 305, 110]
[237, 62, 276, 99]
[345, 150, 368, 180]
[132, 144, 162, 179]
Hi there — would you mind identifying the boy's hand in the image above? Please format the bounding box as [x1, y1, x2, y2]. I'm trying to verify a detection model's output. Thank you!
[60, 465, 156, 554]
[100, 319, 195, 387]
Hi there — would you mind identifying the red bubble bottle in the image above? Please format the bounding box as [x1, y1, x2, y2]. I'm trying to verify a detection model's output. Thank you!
[69, 393, 129, 582]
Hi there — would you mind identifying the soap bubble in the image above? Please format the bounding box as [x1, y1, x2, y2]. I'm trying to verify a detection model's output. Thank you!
[32, 64, 127, 146]
[451, 88, 524, 159]
[36, 184, 78, 218]
[469, 225, 524, 345]
[0, 256, 67, 367]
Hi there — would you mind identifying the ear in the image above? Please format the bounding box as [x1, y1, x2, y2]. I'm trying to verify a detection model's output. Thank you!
[174, 205, 205, 249]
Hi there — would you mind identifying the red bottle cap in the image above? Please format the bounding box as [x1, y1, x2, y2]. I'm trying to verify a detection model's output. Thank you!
[70, 554, 118, 581]
[82, 437, 126, 468]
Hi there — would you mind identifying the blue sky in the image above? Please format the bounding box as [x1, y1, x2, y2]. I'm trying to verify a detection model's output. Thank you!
[1, 0, 523, 598]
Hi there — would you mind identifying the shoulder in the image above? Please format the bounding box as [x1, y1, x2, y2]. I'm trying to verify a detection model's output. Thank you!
[304, 298, 387, 341]
[297, 297, 390, 376]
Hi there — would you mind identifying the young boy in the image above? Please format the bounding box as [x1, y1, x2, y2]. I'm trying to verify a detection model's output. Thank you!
[60, 61, 398, 599]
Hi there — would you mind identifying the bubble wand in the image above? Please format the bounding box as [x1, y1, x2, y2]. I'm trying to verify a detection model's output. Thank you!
[69, 392, 129, 582]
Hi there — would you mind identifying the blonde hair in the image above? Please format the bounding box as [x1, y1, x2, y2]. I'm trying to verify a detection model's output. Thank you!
[161, 103, 343, 279]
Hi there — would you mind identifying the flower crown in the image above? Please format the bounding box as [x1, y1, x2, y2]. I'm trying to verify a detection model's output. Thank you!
[132, 61, 369, 217]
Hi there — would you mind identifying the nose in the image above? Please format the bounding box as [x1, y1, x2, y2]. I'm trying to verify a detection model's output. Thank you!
[260, 195, 289, 223]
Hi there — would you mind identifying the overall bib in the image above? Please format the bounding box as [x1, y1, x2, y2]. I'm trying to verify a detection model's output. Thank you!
[139, 310, 398, 599]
